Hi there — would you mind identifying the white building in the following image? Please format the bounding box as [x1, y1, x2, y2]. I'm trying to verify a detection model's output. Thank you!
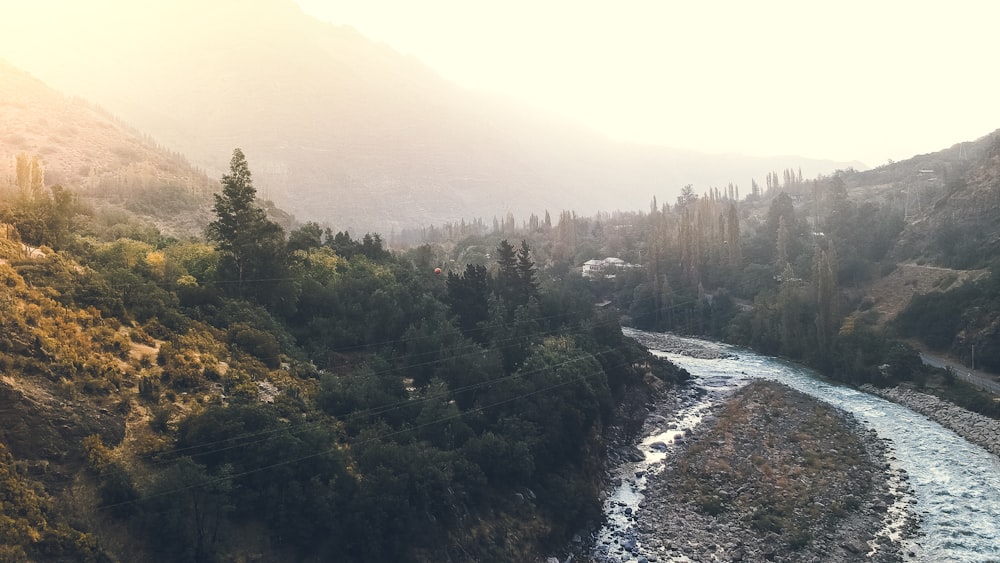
[582, 257, 635, 279]
[582, 259, 605, 277]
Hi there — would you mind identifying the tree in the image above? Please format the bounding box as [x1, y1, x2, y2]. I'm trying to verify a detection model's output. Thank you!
[676, 184, 698, 208]
[287, 221, 324, 254]
[516, 240, 540, 303]
[494, 239, 519, 306]
[776, 216, 790, 272]
[207, 149, 287, 305]
[812, 244, 838, 356]
[446, 264, 490, 340]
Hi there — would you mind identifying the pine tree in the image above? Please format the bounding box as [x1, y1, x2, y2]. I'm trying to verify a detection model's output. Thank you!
[494, 239, 518, 306]
[516, 240, 539, 302]
[207, 149, 286, 302]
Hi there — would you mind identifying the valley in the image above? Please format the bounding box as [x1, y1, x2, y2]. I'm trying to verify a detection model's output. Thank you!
[0, 2, 999, 561]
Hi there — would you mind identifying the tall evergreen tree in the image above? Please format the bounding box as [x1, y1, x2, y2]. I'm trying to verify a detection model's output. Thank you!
[516, 240, 540, 303]
[494, 239, 518, 305]
[207, 148, 287, 303]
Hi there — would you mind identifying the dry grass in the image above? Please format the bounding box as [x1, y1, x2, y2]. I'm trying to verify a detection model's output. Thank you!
[672, 381, 872, 550]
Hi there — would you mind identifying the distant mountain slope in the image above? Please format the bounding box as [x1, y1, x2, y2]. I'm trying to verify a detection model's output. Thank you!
[0, 62, 213, 193]
[0, 0, 859, 232]
[0, 61, 218, 235]
[812, 128, 999, 268]
[899, 132, 1000, 267]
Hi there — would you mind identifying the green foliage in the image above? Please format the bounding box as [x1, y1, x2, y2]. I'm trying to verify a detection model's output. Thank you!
[226, 323, 281, 369]
[0, 154, 678, 561]
[169, 405, 356, 557]
[139, 457, 232, 562]
[124, 184, 208, 218]
[286, 221, 323, 253]
[895, 264, 1000, 372]
[445, 263, 490, 340]
[316, 368, 409, 428]
[931, 219, 996, 269]
[895, 281, 979, 349]
[0, 184, 78, 250]
[206, 149, 290, 310]
[0, 443, 104, 561]
[323, 229, 390, 261]
[824, 201, 904, 285]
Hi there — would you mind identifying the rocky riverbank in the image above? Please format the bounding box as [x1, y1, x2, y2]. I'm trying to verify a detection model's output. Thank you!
[588, 380, 916, 563]
[862, 385, 1000, 458]
[622, 328, 735, 360]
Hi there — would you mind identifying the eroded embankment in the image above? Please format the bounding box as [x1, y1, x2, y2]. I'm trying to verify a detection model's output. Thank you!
[623, 381, 913, 563]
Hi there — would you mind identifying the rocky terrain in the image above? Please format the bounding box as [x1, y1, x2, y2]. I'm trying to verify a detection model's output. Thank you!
[589, 381, 916, 563]
[863, 385, 1000, 458]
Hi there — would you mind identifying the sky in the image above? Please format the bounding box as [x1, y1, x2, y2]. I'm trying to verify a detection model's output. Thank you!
[295, 0, 1000, 167]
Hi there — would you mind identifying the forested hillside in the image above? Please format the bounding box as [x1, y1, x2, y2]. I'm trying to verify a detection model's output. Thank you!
[405, 131, 1000, 418]
[2, 34, 999, 557]
[0, 149, 686, 561]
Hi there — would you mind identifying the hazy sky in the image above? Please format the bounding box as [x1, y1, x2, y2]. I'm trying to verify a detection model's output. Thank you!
[296, 0, 1000, 166]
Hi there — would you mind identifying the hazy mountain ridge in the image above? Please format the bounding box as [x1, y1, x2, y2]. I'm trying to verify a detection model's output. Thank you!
[0, 61, 214, 197]
[0, 0, 860, 233]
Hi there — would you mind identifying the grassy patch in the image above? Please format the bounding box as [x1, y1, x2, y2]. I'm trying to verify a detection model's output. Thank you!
[671, 381, 873, 551]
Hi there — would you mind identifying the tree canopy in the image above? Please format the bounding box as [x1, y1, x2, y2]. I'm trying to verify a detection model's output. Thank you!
[206, 148, 289, 307]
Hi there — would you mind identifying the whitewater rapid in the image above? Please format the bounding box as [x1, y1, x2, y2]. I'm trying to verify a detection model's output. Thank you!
[595, 329, 1000, 562]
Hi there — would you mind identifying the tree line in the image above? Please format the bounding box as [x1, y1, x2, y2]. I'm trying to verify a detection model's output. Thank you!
[0, 148, 687, 562]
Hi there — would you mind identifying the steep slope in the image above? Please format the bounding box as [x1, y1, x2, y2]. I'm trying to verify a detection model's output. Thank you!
[891, 131, 1000, 267]
[0, 62, 212, 192]
[0, 0, 858, 232]
[0, 61, 217, 235]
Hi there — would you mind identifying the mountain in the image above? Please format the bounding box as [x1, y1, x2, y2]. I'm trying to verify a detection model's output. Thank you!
[892, 132, 1000, 267]
[0, 62, 213, 193]
[833, 129, 1000, 268]
[0, 61, 218, 235]
[0, 0, 860, 233]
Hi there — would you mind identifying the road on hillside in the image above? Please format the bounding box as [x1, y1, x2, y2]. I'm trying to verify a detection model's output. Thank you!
[919, 351, 1000, 395]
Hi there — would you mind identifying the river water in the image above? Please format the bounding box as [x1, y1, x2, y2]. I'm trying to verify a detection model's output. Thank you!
[594, 329, 1000, 562]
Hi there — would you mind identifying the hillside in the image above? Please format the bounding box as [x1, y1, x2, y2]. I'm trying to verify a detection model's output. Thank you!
[862, 263, 989, 326]
[0, 147, 697, 561]
[0, 0, 860, 232]
[0, 61, 217, 236]
[891, 132, 1000, 267]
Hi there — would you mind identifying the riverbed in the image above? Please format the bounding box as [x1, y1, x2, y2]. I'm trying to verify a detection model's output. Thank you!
[590, 329, 1000, 562]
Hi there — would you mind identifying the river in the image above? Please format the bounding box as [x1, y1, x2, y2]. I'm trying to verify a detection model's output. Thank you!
[593, 329, 1000, 562]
